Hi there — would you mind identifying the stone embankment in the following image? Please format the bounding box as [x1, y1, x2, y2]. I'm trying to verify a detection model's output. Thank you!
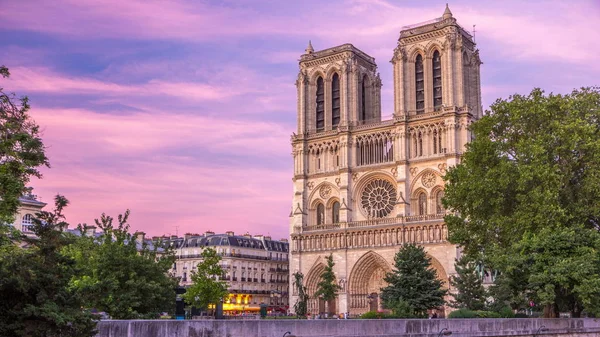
[97, 318, 600, 337]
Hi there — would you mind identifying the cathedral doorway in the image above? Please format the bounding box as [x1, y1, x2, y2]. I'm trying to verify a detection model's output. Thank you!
[348, 251, 391, 314]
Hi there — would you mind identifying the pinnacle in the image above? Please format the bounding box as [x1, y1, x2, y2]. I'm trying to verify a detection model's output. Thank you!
[305, 40, 314, 54]
[443, 3, 453, 19]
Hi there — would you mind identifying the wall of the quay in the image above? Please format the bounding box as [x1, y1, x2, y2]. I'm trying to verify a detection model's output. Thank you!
[96, 318, 600, 337]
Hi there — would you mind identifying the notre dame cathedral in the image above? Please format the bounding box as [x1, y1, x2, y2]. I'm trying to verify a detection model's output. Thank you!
[288, 5, 482, 316]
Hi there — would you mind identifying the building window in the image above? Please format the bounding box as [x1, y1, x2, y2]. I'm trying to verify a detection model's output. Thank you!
[316, 203, 325, 225]
[418, 192, 427, 215]
[436, 190, 445, 214]
[432, 50, 442, 109]
[316, 77, 325, 131]
[418, 132, 423, 157]
[331, 73, 340, 128]
[21, 214, 34, 232]
[361, 75, 367, 121]
[433, 130, 438, 154]
[415, 54, 424, 113]
[332, 201, 340, 223]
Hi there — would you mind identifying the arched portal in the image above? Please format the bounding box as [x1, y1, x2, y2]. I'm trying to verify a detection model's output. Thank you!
[347, 251, 391, 314]
[305, 261, 325, 315]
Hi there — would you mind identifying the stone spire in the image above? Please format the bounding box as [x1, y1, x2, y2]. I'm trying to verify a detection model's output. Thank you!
[442, 3, 453, 19]
[305, 40, 314, 54]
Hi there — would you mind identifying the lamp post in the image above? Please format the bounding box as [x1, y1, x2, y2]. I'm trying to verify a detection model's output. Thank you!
[533, 326, 547, 337]
[438, 328, 452, 337]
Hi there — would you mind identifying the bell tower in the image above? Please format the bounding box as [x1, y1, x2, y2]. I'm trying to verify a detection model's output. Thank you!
[295, 43, 382, 135]
[391, 4, 482, 118]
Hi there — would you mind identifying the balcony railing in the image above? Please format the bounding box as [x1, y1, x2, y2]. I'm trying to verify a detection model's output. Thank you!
[301, 213, 446, 233]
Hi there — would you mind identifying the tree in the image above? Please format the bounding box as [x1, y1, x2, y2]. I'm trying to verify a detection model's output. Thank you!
[65, 210, 178, 319]
[443, 87, 600, 317]
[0, 195, 96, 337]
[314, 254, 341, 315]
[292, 271, 309, 318]
[380, 244, 447, 318]
[449, 255, 487, 311]
[0, 65, 49, 226]
[182, 247, 228, 316]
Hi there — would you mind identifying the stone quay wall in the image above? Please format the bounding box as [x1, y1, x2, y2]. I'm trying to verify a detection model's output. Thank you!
[96, 318, 600, 337]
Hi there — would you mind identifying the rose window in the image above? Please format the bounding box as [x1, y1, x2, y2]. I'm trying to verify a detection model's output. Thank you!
[360, 179, 397, 218]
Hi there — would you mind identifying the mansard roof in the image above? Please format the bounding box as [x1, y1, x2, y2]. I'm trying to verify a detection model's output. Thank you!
[168, 233, 289, 252]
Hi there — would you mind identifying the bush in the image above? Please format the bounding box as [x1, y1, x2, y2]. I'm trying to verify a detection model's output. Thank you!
[497, 306, 515, 318]
[474, 310, 502, 318]
[448, 309, 477, 318]
[514, 313, 528, 318]
[359, 311, 399, 319]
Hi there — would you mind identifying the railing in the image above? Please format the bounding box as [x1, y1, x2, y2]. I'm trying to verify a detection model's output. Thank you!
[302, 213, 447, 232]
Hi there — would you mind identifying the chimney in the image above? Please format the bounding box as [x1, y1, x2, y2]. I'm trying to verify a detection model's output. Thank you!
[170, 235, 178, 240]
[226, 231, 235, 236]
[264, 236, 272, 241]
[243, 232, 252, 238]
[84, 225, 96, 236]
[280, 238, 288, 242]
[134, 231, 146, 245]
[205, 231, 215, 237]
[185, 233, 192, 240]
[253, 234, 264, 240]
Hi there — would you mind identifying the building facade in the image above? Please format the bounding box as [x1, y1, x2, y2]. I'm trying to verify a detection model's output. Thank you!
[8, 193, 47, 235]
[168, 231, 289, 314]
[289, 5, 482, 316]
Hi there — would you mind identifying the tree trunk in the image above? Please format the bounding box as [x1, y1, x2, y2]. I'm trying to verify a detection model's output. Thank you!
[543, 303, 559, 318]
[571, 302, 583, 318]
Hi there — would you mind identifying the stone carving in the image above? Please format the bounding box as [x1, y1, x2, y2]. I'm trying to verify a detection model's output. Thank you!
[391, 167, 398, 177]
[360, 179, 397, 218]
[335, 177, 341, 186]
[319, 184, 332, 199]
[307, 181, 315, 190]
[422, 172, 437, 188]
[409, 167, 419, 175]
[352, 172, 359, 182]
[438, 163, 447, 174]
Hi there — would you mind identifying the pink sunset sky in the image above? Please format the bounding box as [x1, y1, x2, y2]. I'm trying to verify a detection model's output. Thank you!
[1, 0, 599, 240]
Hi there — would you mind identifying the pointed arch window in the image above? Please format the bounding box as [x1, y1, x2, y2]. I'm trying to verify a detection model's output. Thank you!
[436, 190, 445, 214]
[415, 54, 424, 114]
[418, 192, 427, 215]
[433, 130, 438, 154]
[316, 203, 325, 225]
[418, 132, 423, 157]
[332, 201, 340, 223]
[331, 73, 340, 128]
[316, 77, 325, 131]
[432, 50, 442, 109]
[361, 75, 367, 121]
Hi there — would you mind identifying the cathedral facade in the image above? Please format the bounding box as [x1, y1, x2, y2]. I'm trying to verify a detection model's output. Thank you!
[288, 5, 482, 316]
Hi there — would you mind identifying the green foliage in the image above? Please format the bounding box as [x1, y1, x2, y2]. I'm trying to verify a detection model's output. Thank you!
[359, 311, 400, 319]
[0, 65, 49, 226]
[314, 254, 341, 313]
[449, 255, 487, 310]
[292, 271, 309, 317]
[0, 196, 96, 337]
[380, 244, 447, 318]
[388, 299, 416, 318]
[65, 210, 178, 319]
[182, 247, 228, 315]
[448, 309, 505, 319]
[447, 309, 477, 318]
[443, 87, 600, 317]
[497, 306, 516, 318]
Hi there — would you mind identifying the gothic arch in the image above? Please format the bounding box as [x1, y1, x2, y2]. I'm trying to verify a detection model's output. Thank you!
[427, 253, 449, 288]
[407, 46, 426, 62]
[425, 41, 444, 58]
[308, 69, 326, 85]
[325, 65, 341, 81]
[410, 168, 442, 192]
[348, 251, 392, 295]
[305, 259, 326, 313]
[308, 182, 339, 205]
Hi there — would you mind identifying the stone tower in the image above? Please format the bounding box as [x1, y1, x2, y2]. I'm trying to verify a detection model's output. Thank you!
[289, 5, 482, 316]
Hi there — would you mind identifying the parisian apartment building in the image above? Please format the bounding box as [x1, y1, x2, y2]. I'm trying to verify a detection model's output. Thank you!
[164, 231, 290, 314]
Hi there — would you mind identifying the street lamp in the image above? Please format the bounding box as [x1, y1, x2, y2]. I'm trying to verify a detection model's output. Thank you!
[533, 326, 547, 337]
[438, 328, 452, 337]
